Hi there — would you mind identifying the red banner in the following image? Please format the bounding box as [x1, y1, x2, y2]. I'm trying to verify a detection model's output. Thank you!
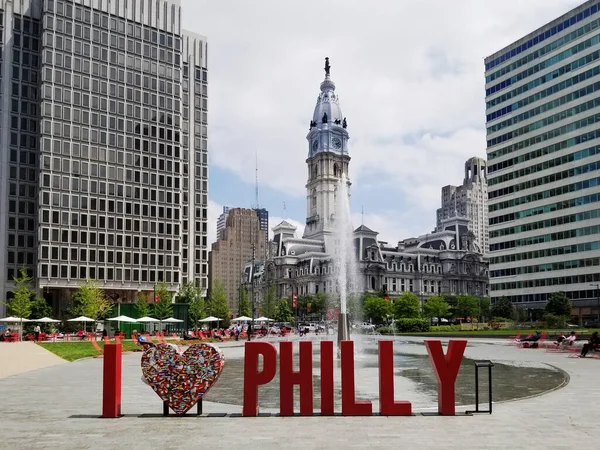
[292, 293, 297, 308]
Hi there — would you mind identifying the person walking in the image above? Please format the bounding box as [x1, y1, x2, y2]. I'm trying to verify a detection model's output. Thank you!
[33, 324, 41, 342]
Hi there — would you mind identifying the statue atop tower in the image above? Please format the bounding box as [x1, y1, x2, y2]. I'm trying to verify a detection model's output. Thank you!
[325, 57, 331, 76]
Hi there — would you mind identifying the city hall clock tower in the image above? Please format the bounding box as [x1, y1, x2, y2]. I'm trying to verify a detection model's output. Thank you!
[303, 58, 351, 242]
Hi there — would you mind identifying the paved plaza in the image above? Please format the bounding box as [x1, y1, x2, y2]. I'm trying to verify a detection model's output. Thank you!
[0, 336, 597, 449]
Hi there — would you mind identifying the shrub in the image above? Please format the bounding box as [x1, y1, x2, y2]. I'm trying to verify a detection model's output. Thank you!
[395, 318, 430, 333]
[376, 326, 395, 335]
[544, 313, 569, 329]
[431, 325, 461, 332]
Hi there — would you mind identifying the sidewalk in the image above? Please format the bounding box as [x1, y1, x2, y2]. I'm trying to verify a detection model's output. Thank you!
[0, 341, 67, 379]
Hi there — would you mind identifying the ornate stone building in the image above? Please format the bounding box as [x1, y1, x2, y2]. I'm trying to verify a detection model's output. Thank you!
[245, 59, 488, 310]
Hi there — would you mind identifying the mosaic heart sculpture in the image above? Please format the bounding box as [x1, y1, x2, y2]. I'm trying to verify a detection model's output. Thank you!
[141, 343, 225, 415]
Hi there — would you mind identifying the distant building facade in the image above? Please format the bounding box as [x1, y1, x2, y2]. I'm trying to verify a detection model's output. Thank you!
[208, 208, 266, 312]
[245, 60, 489, 315]
[436, 157, 488, 253]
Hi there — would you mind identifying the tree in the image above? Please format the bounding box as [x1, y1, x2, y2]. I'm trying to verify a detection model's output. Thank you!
[176, 282, 198, 304]
[261, 284, 277, 319]
[490, 297, 513, 319]
[455, 295, 479, 321]
[274, 298, 293, 323]
[153, 282, 174, 320]
[135, 292, 152, 318]
[545, 291, 572, 317]
[30, 296, 53, 319]
[188, 296, 207, 330]
[238, 285, 251, 317]
[6, 268, 34, 319]
[207, 279, 230, 327]
[363, 296, 391, 324]
[423, 295, 450, 321]
[392, 292, 421, 319]
[70, 280, 112, 321]
[479, 297, 491, 322]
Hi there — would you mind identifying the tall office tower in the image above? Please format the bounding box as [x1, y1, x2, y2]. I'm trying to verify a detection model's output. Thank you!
[436, 157, 489, 253]
[254, 207, 269, 250]
[0, 0, 209, 317]
[485, 0, 600, 318]
[208, 208, 266, 312]
[216, 206, 231, 241]
[216, 206, 268, 249]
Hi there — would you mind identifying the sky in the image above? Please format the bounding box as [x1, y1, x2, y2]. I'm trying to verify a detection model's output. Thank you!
[181, 0, 584, 247]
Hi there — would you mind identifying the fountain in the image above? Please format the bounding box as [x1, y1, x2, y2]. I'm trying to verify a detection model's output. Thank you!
[334, 172, 360, 345]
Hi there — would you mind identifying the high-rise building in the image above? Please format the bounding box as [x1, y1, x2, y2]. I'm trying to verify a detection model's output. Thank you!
[208, 208, 266, 312]
[436, 157, 488, 254]
[485, 0, 600, 317]
[216, 206, 231, 241]
[0, 0, 209, 317]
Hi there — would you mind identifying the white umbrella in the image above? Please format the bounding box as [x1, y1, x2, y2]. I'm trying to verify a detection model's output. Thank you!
[68, 316, 95, 322]
[232, 316, 253, 322]
[137, 316, 160, 323]
[32, 317, 61, 323]
[199, 316, 221, 322]
[161, 317, 183, 323]
[0, 316, 31, 322]
[0, 317, 32, 342]
[107, 315, 138, 323]
[255, 317, 273, 322]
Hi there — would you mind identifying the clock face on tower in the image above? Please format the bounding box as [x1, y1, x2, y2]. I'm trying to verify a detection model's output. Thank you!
[332, 137, 342, 150]
[312, 140, 319, 153]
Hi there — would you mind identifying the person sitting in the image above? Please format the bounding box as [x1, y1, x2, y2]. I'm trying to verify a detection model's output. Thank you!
[520, 331, 542, 342]
[580, 331, 600, 357]
[136, 334, 154, 347]
[562, 331, 577, 346]
[77, 329, 85, 340]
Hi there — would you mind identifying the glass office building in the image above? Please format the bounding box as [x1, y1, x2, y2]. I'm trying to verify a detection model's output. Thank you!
[485, 0, 600, 318]
[0, 0, 208, 315]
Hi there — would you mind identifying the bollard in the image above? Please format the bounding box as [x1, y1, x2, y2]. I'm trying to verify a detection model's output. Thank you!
[102, 343, 123, 418]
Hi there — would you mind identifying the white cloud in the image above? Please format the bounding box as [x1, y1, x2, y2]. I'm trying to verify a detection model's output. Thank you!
[188, 0, 585, 238]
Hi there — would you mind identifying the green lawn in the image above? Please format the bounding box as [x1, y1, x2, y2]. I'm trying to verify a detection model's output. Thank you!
[37, 340, 139, 362]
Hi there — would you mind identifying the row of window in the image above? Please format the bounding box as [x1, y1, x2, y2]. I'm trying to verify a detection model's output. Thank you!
[486, 17, 600, 83]
[40, 210, 180, 233]
[490, 207, 600, 239]
[491, 255, 600, 278]
[486, 51, 600, 110]
[489, 128, 600, 175]
[490, 223, 600, 251]
[490, 175, 600, 213]
[489, 95, 600, 148]
[491, 272, 600, 291]
[488, 81, 600, 135]
[489, 161, 600, 200]
[39, 228, 180, 251]
[487, 32, 600, 96]
[47, 0, 181, 51]
[39, 264, 181, 284]
[489, 112, 600, 161]
[39, 247, 181, 267]
[489, 192, 600, 225]
[486, 4, 599, 70]
[490, 239, 600, 265]
[7, 234, 35, 249]
[489, 143, 600, 186]
[44, 154, 181, 176]
[491, 289, 599, 303]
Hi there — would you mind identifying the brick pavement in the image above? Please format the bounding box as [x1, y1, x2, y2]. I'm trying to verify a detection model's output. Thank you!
[0, 336, 597, 449]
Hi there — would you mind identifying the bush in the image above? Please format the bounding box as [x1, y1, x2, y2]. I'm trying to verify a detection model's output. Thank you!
[395, 318, 430, 333]
[431, 325, 461, 332]
[544, 313, 569, 328]
[376, 326, 395, 335]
